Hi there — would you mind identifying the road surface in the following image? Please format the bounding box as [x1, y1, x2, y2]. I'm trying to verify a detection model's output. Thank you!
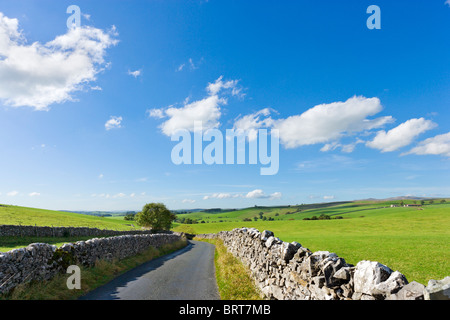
[79, 240, 220, 300]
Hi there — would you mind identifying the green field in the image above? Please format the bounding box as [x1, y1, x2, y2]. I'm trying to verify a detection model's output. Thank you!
[0, 205, 137, 231]
[173, 201, 450, 285]
[173, 199, 445, 223]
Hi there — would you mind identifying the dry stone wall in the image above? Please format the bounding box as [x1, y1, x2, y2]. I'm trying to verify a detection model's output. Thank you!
[0, 224, 155, 238]
[197, 228, 449, 300]
[0, 232, 184, 295]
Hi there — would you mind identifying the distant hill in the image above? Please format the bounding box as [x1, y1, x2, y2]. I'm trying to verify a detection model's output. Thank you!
[172, 197, 449, 225]
[384, 196, 435, 201]
[358, 196, 437, 202]
[202, 208, 237, 214]
[171, 209, 206, 214]
[60, 210, 135, 217]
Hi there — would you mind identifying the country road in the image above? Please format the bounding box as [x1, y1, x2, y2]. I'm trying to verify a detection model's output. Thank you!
[79, 240, 220, 300]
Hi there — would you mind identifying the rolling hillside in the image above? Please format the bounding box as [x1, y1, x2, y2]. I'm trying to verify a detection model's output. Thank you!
[0, 204, 137, 231]
[173, 199, 447, 223]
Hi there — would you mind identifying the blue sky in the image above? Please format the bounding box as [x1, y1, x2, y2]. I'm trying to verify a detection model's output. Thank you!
[0, 0, 449, 211]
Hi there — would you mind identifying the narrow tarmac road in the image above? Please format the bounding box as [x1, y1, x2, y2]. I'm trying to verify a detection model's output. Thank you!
[79, 240, 220, 300]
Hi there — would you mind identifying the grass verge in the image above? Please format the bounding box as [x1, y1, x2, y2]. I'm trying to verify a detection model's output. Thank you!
[196, 237, 263, 300]
[0, 239, 188, 300]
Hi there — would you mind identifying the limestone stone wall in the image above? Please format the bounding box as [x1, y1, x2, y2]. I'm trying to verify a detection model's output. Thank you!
[0, 224, 154, 238]
[0, 232, 184, 295]
[197, 228, 449, 300]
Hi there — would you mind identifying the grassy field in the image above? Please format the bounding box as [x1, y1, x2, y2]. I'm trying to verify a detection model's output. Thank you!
[0, 205, 137, 231]
[173, 202, 450, 285]
[174, 199, 445, 223]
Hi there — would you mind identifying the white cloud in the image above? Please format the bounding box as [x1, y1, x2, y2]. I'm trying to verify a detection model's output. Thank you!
[245, 189, 282, 199]
[320, 142, 340, 152]
[446, 0, 450, 7]
[341, 140, 365, 153]
[160, 94, 225, 136]
[323, 195, 335, 200]
[189, 58, 197, 70]
[272, 96, 393, 149]
[28, 192, 40, 197]
[233, 108, 274, 141]
[98, 173, 104, 179]
[203, 193, 234, 200]
[112, 193, 126, 198]
[7, 190, 18, 196]
[203, 189, 281, 200]
[269, 192, 282, 199]
[245, 189, 267, 199]
[153, 76, 242, 136]
[403, 132, 450, 157]
[321, 139, 365, 153]
[176, 58, 202, 72]
[206, 76, 240, 96]
[0, 12, 118, 110]
[366, 118, 436, 152]
[105, 116, 123, 130]
[176, 63, 185, 72]
[128, 69, 142, 78]
[182, 199, 196, 204]
[147, 108, 166, 119]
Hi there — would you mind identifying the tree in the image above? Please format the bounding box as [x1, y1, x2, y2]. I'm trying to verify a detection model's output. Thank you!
[124, 212, 136, 221]
[136, 203, 176, 231]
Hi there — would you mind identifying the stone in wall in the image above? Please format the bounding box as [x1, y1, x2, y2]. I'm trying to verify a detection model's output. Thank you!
[423, 277, 450, 300]
[385, 281, 425, 300]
